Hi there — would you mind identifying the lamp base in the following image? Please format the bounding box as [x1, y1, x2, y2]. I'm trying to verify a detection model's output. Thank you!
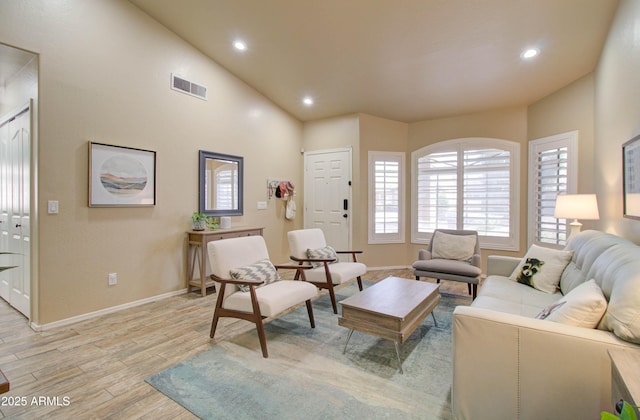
[566, 220, 583, 243]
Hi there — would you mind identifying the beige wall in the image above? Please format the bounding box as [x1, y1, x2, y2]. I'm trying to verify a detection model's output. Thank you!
[527, 73, 598, 231]
[594, 0, 640, 241]
[0, 0, 303, 325]
[358, 114, 409, 267]
[408, 107, 529, 268]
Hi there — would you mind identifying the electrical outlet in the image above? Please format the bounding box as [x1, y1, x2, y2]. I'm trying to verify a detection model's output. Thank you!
[108, 273, 117, 286]
[257, 201, 267, 210]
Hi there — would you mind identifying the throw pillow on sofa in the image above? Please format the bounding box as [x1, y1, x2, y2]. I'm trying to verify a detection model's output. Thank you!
[535, 279, 607, 328]
[431, 231, 476, 261]
[230, 258, 281, 292]
[509, 244, 573, 293]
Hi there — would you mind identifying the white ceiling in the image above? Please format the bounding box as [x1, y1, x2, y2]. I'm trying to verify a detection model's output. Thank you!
[129, 0, 618, 123]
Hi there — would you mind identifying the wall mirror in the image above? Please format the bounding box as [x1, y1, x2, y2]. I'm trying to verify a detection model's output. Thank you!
[199, 150, 243, 216]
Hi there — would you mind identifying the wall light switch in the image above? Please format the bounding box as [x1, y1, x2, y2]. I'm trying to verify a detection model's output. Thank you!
[257, 201, 267, 210]
[48, 200, 59, 214]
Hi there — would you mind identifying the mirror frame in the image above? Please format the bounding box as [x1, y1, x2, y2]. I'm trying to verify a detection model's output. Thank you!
[198, 150, 244, 217]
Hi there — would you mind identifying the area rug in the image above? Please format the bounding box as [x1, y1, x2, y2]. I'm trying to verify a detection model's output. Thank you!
[146, 281, 470, 419]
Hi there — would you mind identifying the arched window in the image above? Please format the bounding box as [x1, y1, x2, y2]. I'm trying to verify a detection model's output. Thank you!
[411, 138, 520, 250]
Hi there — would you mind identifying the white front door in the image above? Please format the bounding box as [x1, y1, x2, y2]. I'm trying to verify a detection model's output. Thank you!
[0, 105, 31, 318]
[304, 148, 352, 253]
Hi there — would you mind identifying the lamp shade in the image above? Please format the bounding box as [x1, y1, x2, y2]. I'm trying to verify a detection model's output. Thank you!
[554, 194, 600, 220]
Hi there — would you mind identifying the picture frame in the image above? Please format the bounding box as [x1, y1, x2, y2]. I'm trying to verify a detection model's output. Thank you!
[623, 134, 640, 219]
[88, 142, 156, 207]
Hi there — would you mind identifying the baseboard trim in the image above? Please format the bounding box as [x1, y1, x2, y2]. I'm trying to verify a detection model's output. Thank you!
[30, 288, 188, 331]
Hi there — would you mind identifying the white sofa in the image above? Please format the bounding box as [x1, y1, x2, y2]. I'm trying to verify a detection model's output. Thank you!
[452, 230, 640, 420]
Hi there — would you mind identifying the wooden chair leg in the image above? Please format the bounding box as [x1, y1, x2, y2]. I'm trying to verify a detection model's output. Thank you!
[255, 320, 269, 358]
[356, 276, 363, 291]
[468, 283, 472, 295]
[328, 284, 338, 314]
[306, 300, 315, 328]
[210, 283, 227, 338]
[248, 286, 269, 358]
[472, 284, 478, 300]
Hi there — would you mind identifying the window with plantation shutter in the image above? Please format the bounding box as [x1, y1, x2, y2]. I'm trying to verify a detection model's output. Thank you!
[412, 138, 520, 250]
[528, 131, 578, 247]
[463, 148, 511, 237]
[368, 151, 405, 243]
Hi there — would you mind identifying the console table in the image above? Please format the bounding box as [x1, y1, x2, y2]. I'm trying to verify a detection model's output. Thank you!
[609, 349, 640, 416]
[187, 227, 264, 296]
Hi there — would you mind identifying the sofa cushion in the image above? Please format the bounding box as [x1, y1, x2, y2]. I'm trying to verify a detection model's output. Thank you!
[223, 280, 318, 316]
[431, 230, 476, 261]
[229, 258, 280, 292]
[413, 259, 481, 277]
[302, 261, 367, 285]
[472, 295, 547, 318]
[479, 276, 560, 310]
[509, 244, 573, 294]
[535, 279, 607, 328]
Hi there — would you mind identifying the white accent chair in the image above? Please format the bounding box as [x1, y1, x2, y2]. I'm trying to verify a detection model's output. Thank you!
[287, 228, 366, 314]
[208, 235, 318, 358]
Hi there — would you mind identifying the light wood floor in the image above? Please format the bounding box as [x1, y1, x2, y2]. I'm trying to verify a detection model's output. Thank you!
[0, 269, 473, 419]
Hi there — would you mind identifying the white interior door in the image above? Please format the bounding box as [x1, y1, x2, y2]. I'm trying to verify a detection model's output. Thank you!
[304, 148, 352, 253]
[0, 105, 31, 318]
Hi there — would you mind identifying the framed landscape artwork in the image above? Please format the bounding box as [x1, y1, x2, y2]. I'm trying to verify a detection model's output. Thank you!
[88, 142, 156, 207]
[623, 134, 640, 219]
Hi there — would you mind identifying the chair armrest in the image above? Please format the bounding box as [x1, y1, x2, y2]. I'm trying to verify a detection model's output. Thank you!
[289, 255, 336, 263]
[209, 273, 264, 286]
[486, 255, 521, 277]
[274, 264, 314, 270]
[471, 253, 481, 268]
[335, 250, 362, 262]
[418, 249, 432, 260]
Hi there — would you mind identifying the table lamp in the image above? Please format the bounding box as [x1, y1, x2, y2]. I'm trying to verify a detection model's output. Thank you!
[554, 194, 600, 242]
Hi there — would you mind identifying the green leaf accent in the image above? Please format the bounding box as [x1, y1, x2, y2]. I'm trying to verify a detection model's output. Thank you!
[621, 401, 639, 420]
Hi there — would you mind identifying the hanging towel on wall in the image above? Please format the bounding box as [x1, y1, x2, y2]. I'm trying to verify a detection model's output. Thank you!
[285, 198, 296, 220]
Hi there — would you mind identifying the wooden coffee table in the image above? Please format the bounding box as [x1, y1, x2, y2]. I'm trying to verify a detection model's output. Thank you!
[338, 276, 441, 373]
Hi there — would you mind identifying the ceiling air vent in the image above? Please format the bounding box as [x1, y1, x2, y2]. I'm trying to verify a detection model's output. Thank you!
[171, 73, 208, 100]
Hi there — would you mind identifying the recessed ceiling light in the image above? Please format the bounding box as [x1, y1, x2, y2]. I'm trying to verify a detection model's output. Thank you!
[233, 40, 247, 51]
[521, 48, 539, 59]
[302, 96, 314, 106]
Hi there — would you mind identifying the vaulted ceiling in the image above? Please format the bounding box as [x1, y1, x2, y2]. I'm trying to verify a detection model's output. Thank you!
[0, 0, 601, 124]
[130, 0, 618, 122]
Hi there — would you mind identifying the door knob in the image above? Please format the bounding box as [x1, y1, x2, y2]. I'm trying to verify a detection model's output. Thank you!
[343, 214, 348, 218]
[15, 224, 21, 228]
